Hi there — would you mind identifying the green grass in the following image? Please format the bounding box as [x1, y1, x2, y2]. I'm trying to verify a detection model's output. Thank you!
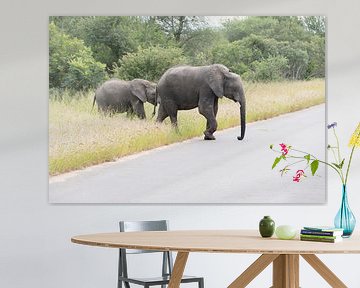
[49, 79, 325, 175]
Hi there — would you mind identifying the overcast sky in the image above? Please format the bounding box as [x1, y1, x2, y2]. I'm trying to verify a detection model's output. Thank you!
[205, 16, 245, 26]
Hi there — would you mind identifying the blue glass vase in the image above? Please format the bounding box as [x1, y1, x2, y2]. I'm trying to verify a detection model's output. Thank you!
[334, 185, 356, 237]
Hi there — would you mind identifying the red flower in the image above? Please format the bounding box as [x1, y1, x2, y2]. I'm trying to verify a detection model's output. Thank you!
[279, 143, 289, 155]
[293, 170, 305, 182]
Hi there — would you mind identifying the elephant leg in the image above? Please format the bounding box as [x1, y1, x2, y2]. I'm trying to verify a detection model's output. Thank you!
[158, 101, 179, 132]
[126, 106, 134, 118]
[133, 102, 146, 119]
[156, 105, 168, 123]
[199, 107, 217, 140]
[205, 98, 219, 131]
[167, 107, 179, 131]
[170, 113, 179, 133]
[213, 97, 219, 117]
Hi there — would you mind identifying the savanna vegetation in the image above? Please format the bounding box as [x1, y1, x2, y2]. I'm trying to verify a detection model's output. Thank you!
[49, 16, 326, 175]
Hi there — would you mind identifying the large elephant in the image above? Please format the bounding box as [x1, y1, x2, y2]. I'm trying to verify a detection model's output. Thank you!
[156, 64, 246, 140]
[93, 79, 157, 119]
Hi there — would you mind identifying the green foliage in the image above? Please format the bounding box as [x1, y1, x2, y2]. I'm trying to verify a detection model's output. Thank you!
[278, 41, 309, 80]
[74, 17, 138, 70]
[272, 156, 283, 169]
[300, 16, 326, 37]
[224, 17, 280, 42]
[114, 46, 188, 81]
[245, 56, 289, 82]
[49, 22, 107, 90]
[211, 35, 289, 81]
[63, 50, 107, 90]
[310, 160, 319, 176]
[52, 16, 138, 70]
[49, 16, 325, 92]
[211, 41, 248, 74]
[221, 17, 324, 80]
[182, 28, 226, 65]
[155, 16, 206, 42]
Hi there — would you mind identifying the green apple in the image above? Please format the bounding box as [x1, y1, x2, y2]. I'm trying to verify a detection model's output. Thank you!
[275, 225, 297, 240]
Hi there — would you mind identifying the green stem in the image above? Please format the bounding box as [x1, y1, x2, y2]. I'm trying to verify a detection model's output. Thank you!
[289, 147, 345, 183]
[333, 128, 342, 167]
[345, 145, 356, 185]
[332, 128, 345, 181]
[290, 148, 317, 158]
[283, 159, 306, 169]
[286, 155, 344, 183]
[345, 129, 360, 185]
[330, 147, 339, 164]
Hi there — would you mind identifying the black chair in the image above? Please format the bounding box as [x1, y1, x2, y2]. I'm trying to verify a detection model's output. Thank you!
[118, 220, 204, 288]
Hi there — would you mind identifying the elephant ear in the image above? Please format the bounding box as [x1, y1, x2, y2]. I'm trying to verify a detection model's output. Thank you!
[130, 79, 147, 102]
[206, 64, 230, 98]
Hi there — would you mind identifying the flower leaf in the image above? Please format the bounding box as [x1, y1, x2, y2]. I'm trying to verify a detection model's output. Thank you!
[332, 162, 344, 169]
[272, 157, 282, 169]
[304, 154, 311, 164]
[339, 158, 345, 169]
[310, 160, 319, 176]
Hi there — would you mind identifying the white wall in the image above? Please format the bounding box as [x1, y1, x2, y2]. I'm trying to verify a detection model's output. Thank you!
[1, 0, 360, 287]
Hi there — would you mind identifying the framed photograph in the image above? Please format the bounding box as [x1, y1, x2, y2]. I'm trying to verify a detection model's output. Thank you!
[49, 16, 326, 203]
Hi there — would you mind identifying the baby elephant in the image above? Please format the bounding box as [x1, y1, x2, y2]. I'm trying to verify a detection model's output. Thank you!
[93, 79, 157, 119]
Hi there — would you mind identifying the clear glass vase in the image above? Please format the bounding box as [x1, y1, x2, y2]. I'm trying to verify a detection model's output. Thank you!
[334, 185, 356, 237]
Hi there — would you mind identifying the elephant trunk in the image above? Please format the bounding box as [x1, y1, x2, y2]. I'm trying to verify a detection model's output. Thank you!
[237, 95, 246, 141]
[152, 86, 158, 118]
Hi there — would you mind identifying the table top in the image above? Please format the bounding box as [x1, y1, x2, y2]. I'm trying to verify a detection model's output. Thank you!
[71, 230, 360, 254]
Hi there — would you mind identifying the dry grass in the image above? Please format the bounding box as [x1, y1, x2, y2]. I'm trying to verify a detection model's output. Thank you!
[49, 79, 325, 175]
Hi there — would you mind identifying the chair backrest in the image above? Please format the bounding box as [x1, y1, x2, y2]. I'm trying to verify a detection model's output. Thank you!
[119, 220, 169, 254]
[118, 220, 174, 282]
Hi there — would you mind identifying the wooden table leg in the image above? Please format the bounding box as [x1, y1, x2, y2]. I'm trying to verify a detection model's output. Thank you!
[168, 252, 189, 288]
[228, 254, 279, 288]
[272, 254, 299, 288]
[301, 254, 347, 288]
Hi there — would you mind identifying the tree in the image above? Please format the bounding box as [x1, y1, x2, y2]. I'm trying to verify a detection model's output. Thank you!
[278, 41, 309, 80]
[181, 27, 226, 64]
[223, 16, 279, 42]
[114, 46, 188, 82]
[49, 22, 107, 90]
[155, 16, 206, 43]
[74, 17, 137, 71]
[300, 16, 326, 37]
[63, 50, 108, 90]
[245, 56, 289, 82]
[304, 36, 325, 78]
[223, 16, 312, 43]
[49, 16, 325, 86]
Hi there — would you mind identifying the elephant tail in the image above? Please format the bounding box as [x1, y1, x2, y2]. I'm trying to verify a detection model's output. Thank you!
[152, 86, 158, 118]
[92, 94, 96, 111]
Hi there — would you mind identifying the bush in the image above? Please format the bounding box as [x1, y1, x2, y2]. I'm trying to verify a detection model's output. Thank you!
[244, 56, 289, 82]
[49, 22, 107, 90]
[211, 41, 248, 75]
[211, 35, 280, 76]
[63, 50, 107, 90]
[114, 46, 188, 81]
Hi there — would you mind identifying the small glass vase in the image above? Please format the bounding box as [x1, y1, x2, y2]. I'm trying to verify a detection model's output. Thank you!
[334, 185, 356, 237]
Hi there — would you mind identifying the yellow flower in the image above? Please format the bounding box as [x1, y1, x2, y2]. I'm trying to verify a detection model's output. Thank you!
[349, 122, 360, 147]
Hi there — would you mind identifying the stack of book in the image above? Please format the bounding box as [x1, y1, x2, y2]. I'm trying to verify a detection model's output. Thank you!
[300, 226, 344, 243]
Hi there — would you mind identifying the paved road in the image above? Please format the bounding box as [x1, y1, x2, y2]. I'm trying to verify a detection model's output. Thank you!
[49, 105, 326, 204]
